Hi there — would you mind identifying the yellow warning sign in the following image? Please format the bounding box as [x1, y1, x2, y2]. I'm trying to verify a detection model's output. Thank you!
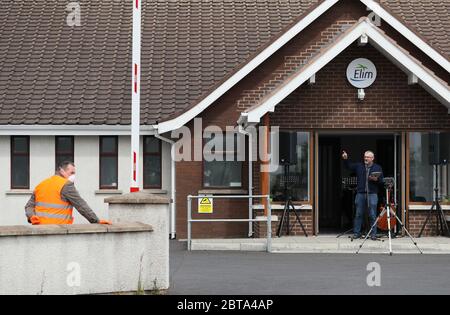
[198, 197, 213, 214]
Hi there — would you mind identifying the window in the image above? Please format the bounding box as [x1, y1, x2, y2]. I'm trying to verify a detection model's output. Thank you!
[11, 136, 30, 189]
[143, 136, 162, 189]
[203, 132, 243, 188]
[99, 136, 118, 189]
[270, 131, 310, 202]
[55, 136, 74, 168]
[409, 132, 450, 203]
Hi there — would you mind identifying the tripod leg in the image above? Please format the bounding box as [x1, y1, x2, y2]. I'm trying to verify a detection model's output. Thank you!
[436, 202, 450, 237]
[391, 211, 423, 254]
[287, 200, 290, 236]
[436, 202, 441, 236]
[277, 203, 288, 237]
[336, 228, 353, 238]
[418, 203, 435, 238]
[386, 206, 393, 256]
[356, 209, 384, 254]
[289, 200, 308, 237]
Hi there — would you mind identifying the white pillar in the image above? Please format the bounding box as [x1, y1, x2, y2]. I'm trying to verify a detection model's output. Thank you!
[130, 0, 141, 192]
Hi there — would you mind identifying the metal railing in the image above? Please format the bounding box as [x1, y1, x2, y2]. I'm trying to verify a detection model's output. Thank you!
[187, 195, 272, 252]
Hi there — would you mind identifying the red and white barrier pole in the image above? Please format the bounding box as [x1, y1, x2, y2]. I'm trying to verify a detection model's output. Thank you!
[130, 0, 141, 193]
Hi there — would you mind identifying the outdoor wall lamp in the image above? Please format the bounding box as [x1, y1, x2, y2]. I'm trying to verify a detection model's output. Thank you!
[357, 88, 365, 101]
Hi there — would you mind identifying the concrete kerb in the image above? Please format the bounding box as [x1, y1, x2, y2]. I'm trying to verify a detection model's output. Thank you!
[189, 236, 450, 254]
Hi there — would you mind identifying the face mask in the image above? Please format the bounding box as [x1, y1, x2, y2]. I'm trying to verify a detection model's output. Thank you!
[68, 174, 76, 183]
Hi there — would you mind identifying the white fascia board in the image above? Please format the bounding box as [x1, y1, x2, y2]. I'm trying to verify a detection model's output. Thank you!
[0, 125, 157, 136]
[155, 0, 339, 134]
[247, 23, 366, 122]
[246, 21, 450, 123]
[361, 0, 450, 73]
[366, 26, 450, 108]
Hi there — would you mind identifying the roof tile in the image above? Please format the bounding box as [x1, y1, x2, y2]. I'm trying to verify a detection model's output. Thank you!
[0, 0, 447, 125]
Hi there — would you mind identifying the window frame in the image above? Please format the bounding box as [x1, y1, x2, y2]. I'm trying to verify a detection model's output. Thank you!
[202, 132, 244, 189]
[269, 130, 311, 205]
[408, 131, 450, 205]
[10, 136, 30, 190]
[99, 136, 119, 190]
[143, 136, 162, 189]
[55, 136, 75, 169]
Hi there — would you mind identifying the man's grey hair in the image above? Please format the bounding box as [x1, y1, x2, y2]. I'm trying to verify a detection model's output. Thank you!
[56, 161, 75, 172]
[364, 151, 375, 158]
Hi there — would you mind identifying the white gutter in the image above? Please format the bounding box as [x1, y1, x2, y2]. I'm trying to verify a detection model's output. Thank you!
[0, 125, 156, 136]
[238, 124, 253, 237]
[154, 134, 177, 239]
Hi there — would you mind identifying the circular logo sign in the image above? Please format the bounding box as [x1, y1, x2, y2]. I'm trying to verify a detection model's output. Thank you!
[346, 58, 377, 88]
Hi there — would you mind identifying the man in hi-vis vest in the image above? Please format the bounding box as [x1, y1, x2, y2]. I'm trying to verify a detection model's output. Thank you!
[25, 161, 111, 225]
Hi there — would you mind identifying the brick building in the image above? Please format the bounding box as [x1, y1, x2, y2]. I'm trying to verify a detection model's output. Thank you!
[0, 1, 449, 238]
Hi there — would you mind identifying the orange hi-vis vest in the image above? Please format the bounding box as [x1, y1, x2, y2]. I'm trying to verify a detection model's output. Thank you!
[34, 175, 74, 224]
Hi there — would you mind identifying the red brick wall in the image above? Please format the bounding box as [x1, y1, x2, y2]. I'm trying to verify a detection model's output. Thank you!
[253, 209, 313, 238]
[408, 210, 450, 237]
[174, 0, 450, 239]
[236, 20, 357, 111]
[174, 121, 250, 239]
[269, 43, 450, 130]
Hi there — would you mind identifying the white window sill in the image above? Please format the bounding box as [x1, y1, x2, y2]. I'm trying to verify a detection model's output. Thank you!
[409, 205, 450, 211]
[198, 189, 248, 195]
[255, 215, 279, 222]
[95, 190, 123, 195]
[142, 189, 168, 194]
[5, 190, 33, 195]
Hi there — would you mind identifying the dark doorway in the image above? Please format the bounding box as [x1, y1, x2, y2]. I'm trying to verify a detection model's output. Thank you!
[318, 137, 342, 231]
[318, 134, 399, 234]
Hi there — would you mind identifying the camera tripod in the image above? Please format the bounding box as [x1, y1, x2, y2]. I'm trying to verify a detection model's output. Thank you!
[418, 164, 450, 237]
[277, 164, 308, 237]
[357, 181, 422, 255]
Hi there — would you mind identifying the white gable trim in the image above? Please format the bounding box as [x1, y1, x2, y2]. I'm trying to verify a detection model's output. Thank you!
[154, 0, 450, 133]
[245, 20, 450, 123]
[362, 0, 450, 73]
[0, 125, 156, 136]
[155, 0, 339, 134]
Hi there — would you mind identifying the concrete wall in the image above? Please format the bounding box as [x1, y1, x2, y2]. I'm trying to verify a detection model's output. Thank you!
[0, 136, 171, 225]
[0, 223, 168, 295]
[107, 192, 170, 288]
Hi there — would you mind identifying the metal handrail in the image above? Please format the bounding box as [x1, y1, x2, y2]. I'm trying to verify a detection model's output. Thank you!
[187, 195, 272, 252]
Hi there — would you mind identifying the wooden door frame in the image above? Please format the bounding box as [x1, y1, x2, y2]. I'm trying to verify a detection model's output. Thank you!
[313, 130, 405, 236]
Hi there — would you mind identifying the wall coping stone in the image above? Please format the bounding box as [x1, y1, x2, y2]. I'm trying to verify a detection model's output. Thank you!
[104, 191, 170, 204]
[0, 222, 153, 237]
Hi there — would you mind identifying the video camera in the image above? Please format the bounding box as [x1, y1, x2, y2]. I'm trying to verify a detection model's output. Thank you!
[384, 177, 395, 189]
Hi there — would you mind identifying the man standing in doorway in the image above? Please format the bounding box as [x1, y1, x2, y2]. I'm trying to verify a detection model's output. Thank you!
[341, 150, 384, 240]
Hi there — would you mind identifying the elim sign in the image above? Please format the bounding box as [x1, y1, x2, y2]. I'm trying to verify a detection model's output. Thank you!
[346, 58, 377, 89]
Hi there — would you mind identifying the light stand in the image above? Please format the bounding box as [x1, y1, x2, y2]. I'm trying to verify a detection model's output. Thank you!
[277, 163, 308, 237]
[418, 163, 450, 237]
[357, 178, 422, 255]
